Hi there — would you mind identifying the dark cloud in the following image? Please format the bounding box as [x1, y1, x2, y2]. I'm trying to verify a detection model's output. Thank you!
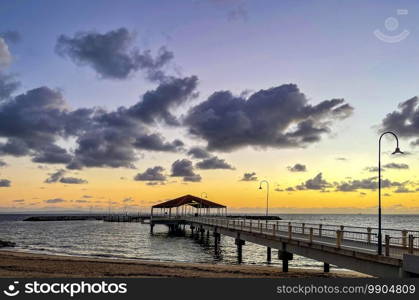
[184, 84, 353, 151]
[187, 147, 210, 159]
[171, 159, 201, 182]
[336, 157, 347, 161]
[44, 198, 66, 204]
[0, 31, 21, 44]
[128, 76, 198, 125]
[134, 166, 166, 181]
[44, 169, 87, 184]
[13, 199, 24, 203]
[32, 144, 73, 164]
[296, 173, 331, 190]
[285, 187, 295, 192]
[364, 166, 380, 173]
[240, 172, 257, 181]
[0, 72, 19, 101]
[365, 163, 408, 173]
[335, 177, 402, 192]
[59, 177, 88, 184]
[183, 174, 202, 182]
[195, 156, 234, 170]
[56, 28, 174, 80]
[0, 38, 12, 69]
[380, 97, 419, 145]
[0, 87, 71, 160]
[44, 169, 66, 183]
[0, 159, 7, 167]
[394, 186, 414, 193]
[287, 163, 307, 172]
[75, 199, 88, 203]
[133, 134, 183, 152]
[123, 197, 134, 203]
[0, 179, 11, 187]
[383, 163, 409, 169]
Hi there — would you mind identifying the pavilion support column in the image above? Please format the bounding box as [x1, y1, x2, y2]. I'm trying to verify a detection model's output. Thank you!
[150, 223, 154, 234]
[190, 225, 195, 236]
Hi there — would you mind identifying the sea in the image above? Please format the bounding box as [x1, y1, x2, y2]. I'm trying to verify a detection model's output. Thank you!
[0, 214, 418, 270]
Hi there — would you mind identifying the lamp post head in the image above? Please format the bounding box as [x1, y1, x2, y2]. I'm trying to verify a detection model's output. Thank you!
[392, 147, 403, 155]
[259, 186, 262, 190]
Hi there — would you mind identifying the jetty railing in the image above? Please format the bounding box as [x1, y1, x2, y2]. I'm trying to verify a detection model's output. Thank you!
[183, 216, 419, 258]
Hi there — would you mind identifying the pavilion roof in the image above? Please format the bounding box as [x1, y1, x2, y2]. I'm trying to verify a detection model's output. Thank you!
[152, 194, 226, 209]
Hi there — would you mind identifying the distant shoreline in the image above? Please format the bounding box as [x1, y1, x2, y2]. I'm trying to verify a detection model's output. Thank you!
[0, 250, 369, 278]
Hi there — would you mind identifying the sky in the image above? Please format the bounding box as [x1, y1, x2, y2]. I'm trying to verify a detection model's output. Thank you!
[1, 0, 419, 214]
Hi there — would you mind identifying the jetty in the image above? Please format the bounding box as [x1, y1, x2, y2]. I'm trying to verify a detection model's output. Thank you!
[150, 195, 419, 278]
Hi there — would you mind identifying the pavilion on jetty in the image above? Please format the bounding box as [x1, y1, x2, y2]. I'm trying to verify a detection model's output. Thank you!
[151, 194, 227, 218]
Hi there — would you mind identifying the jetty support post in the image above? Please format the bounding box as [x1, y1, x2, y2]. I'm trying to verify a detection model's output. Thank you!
[324, 263, 330, 273]
[150, 223, 155, 234]
[213, 229, 221, 253]
[278, 242, 293, 272]
[267, 247, 271, 262]
[235, 234, 245, 263]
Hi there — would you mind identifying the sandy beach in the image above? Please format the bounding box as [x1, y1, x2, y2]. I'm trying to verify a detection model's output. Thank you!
[0, 250, 369, 278]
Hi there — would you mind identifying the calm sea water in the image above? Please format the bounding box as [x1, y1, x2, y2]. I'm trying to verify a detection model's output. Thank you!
[1, 214, 418, 270]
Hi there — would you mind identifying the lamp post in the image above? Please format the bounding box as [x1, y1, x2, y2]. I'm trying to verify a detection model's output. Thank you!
[377, 131, 403, 255]
[259, 180, 270, 219]
[200, 192, 208, 216]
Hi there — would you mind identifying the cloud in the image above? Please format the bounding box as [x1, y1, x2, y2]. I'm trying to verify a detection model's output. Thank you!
[128, 76, 198, 125]
[13, 199, 24, 203]
[75, 199, 88, 203]
[183, 174, 202, 182]
[0, 31, 21, 44]
[82, 195, 92, 198]
[0, 179, 11, 187]
[56, 28, 174, 80]
[0, 37, 12, 69]
[364, 166, 380, 173]
[44, 169, 87, 184]
[59, 177, 88, 184]
[285, 187, 295, 192]
[296, 173, 331, 190]
[0, 72, 19, 101]
[171, 159, 201, 182]
[195, 156, 234, 170]
[32, 144, 73, 164]
[44, 198, 66, 204]
[287, 163, 307, 172]
[336, 157, 347, 161]
[335, 177, 402, 192]
[187, 147, 210, 159]
[133, 134, 184, 152]
[0, 159, 7, 167]
[123, 197, 134, 203]
[184, 84, 353, 151]
[134, 166, 166, 181]
[365, 163, 408, 173]
[44, 169, 66, 183]
[240, 172, 257, 181]
[394, 186, 414, 193]
[383, 163, 409, 169]
[380, 97, 419, 145]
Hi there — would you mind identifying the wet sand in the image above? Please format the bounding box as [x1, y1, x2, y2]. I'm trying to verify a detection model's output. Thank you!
[0, 250, 369, 278]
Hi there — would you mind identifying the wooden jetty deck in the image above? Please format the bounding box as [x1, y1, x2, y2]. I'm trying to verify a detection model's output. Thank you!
[150, 216, 419, 278]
